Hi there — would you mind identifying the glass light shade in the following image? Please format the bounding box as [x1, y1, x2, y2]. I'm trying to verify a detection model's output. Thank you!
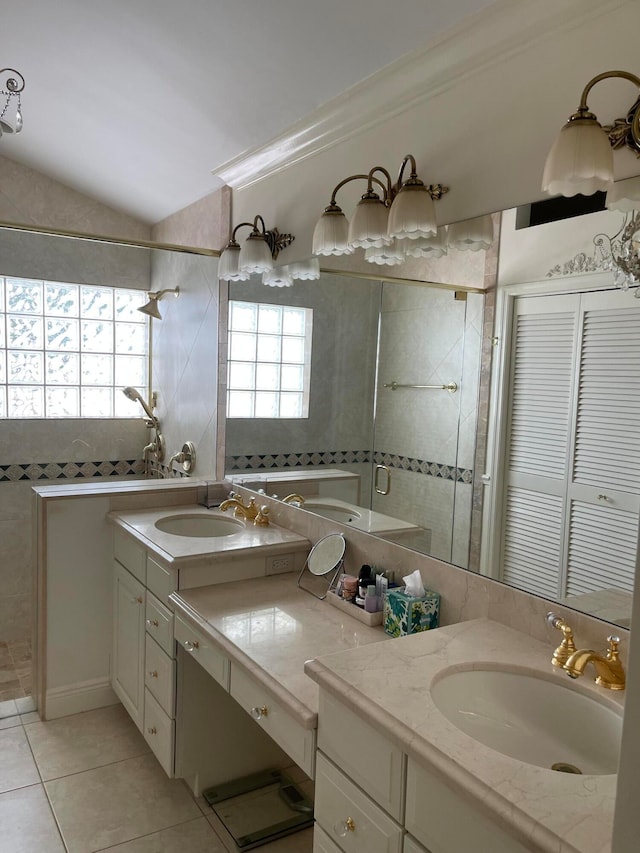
[606, 177, 640, 212]
[365, 241, 405, 266]
[289, 258, 320, 280]
[262, 267, 294, 287]
[387, 185, 437, 240]
[542, 117, 614, 197]
[399, 227, 448, 259]
[239, 234, 273, 275]
[219, 244, 250, 281]
[447, 216, 493, 252]
[312, 210, 353, 255]
[348, 197, 390, 249]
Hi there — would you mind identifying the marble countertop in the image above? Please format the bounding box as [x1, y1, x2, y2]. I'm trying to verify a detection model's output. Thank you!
[169, 573, 389, 729]
[305, 618, 623, 853]
[109, 505, 311, 566]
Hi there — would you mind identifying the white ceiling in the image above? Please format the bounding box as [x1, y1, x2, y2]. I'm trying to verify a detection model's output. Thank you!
[0, 0, 496, 224]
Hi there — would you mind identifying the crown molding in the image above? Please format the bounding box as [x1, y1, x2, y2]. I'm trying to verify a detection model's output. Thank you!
[212, 0, 631, 190]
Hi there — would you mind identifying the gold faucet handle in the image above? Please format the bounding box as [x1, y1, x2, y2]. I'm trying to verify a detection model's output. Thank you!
[546, 612, 577, 668]
[606, 635, 621, 659]
[254, 505, 270, 526]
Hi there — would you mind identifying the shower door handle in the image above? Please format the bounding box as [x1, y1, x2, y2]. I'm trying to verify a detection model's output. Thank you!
[374, 464, 391, 495]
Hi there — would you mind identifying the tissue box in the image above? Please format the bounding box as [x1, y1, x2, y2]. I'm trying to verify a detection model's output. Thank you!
[383, 588, 440, 637]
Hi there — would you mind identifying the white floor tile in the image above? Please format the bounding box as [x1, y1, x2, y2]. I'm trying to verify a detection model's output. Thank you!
[0, 726, 40, 794]
[0, 784, 65, 853]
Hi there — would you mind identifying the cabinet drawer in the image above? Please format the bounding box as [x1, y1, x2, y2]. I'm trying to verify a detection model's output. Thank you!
[144, 688, 174, 777]
[318, 690, 405, 821]
[146, 555, 176, 604]
[406, 759, 530, 853]
[145, 634, 175, 717]
[114, 531, 145, 583]
[145, 591, 174, 657]
[315, 753, 402, 853]
[174, 613, 230, 691]
[404, 835, 430, 853]
[314, 824, 344, 853]
[230, 663, 316, 778]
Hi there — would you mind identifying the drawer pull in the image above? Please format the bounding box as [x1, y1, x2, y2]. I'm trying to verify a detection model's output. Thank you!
[148, 670, 158, 678]
[250, 705, 269, 721]
[146, 618, 159, 628]
[183, 639, 200, 652]
[147, 726, 157, 735]
[334, 817, 356, 837]
[131, 596, 143, 605]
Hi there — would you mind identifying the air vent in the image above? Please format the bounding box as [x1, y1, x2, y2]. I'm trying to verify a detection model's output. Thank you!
[515, 192, 607, 229]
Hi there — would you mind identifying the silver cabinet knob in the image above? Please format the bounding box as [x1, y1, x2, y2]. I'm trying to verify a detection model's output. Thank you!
[146, 618, 159, 628]
[250, 705, 269, 721]
[334, 817, 356, 837]
[183, 639, 199, 652]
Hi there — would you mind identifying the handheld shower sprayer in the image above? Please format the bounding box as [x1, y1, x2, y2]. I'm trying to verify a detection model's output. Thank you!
[122, 387, 157, 425]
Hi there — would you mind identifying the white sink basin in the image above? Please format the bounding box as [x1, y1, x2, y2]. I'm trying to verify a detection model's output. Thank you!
[154, 514, 244, 538]
[431, 668, 622, 775]
[304, 502, 362, 523]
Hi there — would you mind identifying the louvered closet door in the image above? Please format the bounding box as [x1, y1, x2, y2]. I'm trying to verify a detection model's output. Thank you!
[500, 289, 640, 603]
[565, 290, 640, 598]
[501, 294, 579, 598]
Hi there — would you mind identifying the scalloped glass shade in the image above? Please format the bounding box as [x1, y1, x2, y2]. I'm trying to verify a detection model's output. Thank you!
[289, 258, 320, 280]
[606, 176, 640, 212]
[365, 240, 405, 266]
[239, 235, 273, 274]
[447, 216, 493, 252]
[542, 118, 613, 197]
[348, 198, 390, 249]
[399, 227, 448, 259]
[262, 267, 294, 287]
[387, 186, 437, 240]
[312, 211, 353, 256]
[219, 244, 250, 281]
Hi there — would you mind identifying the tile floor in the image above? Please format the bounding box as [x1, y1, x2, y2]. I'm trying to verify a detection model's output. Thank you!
[0, 639, 32, 701]
[0, 702, 313, 853]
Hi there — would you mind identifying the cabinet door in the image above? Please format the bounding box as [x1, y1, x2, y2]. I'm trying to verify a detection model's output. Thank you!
[112, 562, 146, 731]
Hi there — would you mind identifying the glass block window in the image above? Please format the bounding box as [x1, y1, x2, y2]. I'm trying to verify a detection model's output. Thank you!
[0, 277, 149, 418]
[227, 301, 312, 418]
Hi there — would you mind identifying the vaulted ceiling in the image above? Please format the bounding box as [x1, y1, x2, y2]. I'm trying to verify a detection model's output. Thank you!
[1, 0, 495, 223]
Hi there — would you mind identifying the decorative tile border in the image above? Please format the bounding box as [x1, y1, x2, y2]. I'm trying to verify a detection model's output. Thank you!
[0, 459, 145, 482]
[226, 450, 473, 484]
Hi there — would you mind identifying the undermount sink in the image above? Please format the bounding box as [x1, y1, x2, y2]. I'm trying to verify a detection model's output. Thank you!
[154, 514, 244, 538]
[431, 667, 622, 775]
[304, 502, 362, 523]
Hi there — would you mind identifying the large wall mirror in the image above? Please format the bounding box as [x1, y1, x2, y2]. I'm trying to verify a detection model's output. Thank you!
[225, 203, 640, 630]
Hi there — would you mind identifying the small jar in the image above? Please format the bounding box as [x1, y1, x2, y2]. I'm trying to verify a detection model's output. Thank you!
[342, 576, 358, 602]
[365, 583, 380, 613]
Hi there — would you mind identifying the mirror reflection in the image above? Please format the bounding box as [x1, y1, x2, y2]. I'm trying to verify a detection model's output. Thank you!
[226, 201, 640, 629]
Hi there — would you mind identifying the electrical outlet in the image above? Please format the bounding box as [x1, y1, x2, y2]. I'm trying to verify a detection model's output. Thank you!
[267, 554, 295, 575]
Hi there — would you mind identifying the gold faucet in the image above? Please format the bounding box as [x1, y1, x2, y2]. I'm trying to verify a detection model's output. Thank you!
[282, 493, 306, 506]
[563, 636, 625, 691]
[546, 612, 577, 668]
[219, 495, 270, 526]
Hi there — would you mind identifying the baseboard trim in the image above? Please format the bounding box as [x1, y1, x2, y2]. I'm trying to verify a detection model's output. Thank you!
[44, 678, 119, 720]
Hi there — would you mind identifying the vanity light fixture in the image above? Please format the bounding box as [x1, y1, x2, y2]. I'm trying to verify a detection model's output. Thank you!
[219, 215, 295, 283]
[136, 287, 180, 320]
[446, 215, 494, 252]
[0, 68, 25, 137]
[312, 154, 449, 266]
[542, 69, 640, 197]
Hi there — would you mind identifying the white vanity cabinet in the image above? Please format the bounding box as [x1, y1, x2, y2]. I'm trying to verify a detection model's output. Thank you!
[314, 690, 405, 853]
[314, 690, 530, 853]
[112, 530, 178, 776]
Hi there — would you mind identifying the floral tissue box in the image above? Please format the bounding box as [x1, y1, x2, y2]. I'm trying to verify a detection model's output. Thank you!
[383, 588, 440, 637]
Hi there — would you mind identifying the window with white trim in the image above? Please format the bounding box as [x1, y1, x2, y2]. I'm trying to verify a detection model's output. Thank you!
[227, 300, 312, 418]
[0, 276, 149, 418]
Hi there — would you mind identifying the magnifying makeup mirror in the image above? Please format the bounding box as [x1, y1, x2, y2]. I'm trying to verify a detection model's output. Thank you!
[297, 533, 346, 599]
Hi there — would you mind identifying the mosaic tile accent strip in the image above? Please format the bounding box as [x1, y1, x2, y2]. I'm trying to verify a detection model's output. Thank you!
[0, 459, 145, 482]
[227, 450, 473, 483]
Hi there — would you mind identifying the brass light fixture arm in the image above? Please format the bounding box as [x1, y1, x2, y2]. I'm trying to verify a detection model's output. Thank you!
[227, 215, 294, 260]
[367, 166, 394, 203]
[395, 154, 449, 200]
[572, 69, 640, 155]
[327, 173, 389, 208]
